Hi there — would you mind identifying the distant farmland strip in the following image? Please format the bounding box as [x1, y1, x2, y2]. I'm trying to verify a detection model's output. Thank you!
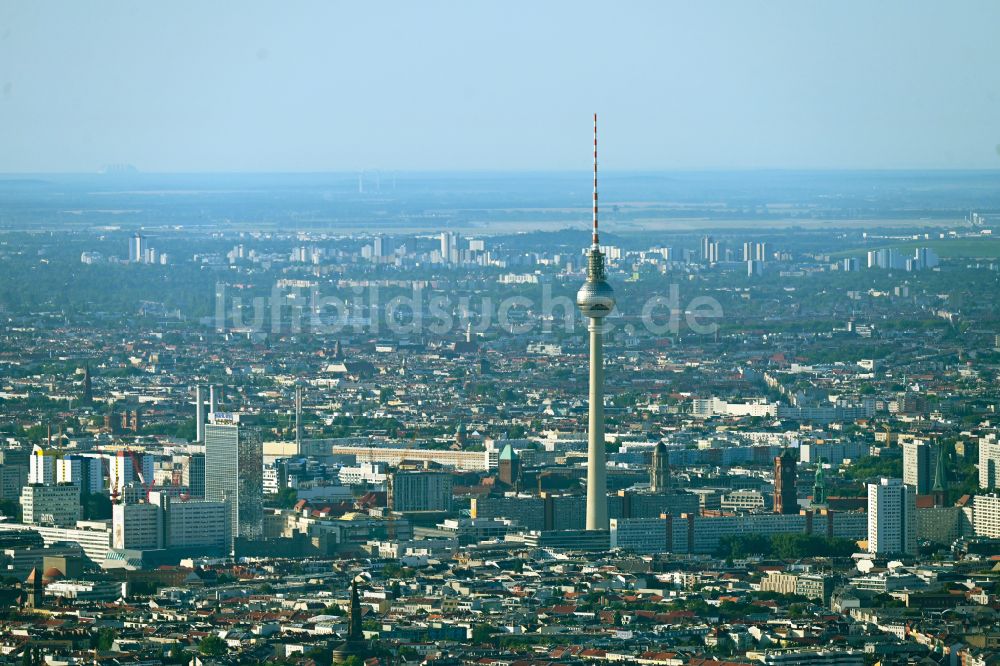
[832, 237, 1000, 260]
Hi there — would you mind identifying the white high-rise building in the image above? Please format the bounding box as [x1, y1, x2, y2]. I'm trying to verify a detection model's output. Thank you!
[129, 233, 143, 263]
[867, 478, 916, 556]
[56, 454, 104, 495]
[28, 445, 60, 485]
[439, 231, 452, 263]
[972, 494, 1000, 539]
[701, 236, 719, 264]
[980, 435, 1000, 490]
[754, 242, 768, 262]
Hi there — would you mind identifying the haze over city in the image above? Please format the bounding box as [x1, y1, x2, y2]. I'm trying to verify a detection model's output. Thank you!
[2, 1, 1000, 173]
[2, 3, 1000, 666]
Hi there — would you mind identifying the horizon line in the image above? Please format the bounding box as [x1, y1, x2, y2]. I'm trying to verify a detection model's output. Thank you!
[2, 166, 1000, 178]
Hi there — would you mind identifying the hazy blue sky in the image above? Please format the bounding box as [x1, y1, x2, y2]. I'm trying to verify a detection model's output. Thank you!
[1, 1, 999, 172]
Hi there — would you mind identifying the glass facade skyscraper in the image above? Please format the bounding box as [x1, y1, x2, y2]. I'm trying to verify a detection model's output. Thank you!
[204, 415, 263, 549]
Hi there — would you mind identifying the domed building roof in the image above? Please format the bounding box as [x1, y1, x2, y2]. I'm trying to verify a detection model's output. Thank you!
[42, 567, 64, 583]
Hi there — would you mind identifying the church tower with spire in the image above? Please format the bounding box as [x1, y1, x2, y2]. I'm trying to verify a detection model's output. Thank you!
[650, 442, 671, 492]
[333, 576, 370, 663]
[812, 457, 827, 507]
[931, 443, 949, 507]
[81, 364, 93, 405]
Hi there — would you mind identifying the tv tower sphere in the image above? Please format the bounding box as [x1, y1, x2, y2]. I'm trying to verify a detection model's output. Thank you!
[576, 267, 616, 318]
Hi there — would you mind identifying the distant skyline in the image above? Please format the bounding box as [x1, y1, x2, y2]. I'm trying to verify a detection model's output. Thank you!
[1, 1, 999, 173]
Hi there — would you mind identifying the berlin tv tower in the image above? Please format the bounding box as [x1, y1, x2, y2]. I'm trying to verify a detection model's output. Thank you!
[576, 113, 615, 531]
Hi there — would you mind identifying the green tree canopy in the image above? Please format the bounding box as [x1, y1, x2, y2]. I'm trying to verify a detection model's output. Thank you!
[198, 635, 226, 656]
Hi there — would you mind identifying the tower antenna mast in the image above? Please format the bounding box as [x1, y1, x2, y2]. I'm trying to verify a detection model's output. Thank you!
[593, 113, 599, 247]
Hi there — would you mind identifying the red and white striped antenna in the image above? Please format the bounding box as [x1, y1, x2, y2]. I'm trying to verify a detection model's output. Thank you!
[592, 112, 600, 247]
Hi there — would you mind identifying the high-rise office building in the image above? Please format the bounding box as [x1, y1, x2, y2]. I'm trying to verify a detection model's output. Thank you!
[774, 449, 798, 514]
[867, 478, 916, 556]
[388, 470, 453, 512]
[902, 440, 932, 495]
[576, 113, 615, 531]
[185, 453, 206, 499]
[112, 502, 164, 550]
[159, 495, 230, 551]
[20, 483, 81, 527]
[205, 414, 263, 547]
[0, 464, 28, 501]
[111, 492, 230, 554]
[980, 435, 1000, 490]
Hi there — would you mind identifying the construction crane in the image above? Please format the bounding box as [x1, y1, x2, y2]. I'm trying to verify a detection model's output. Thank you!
[109, 448, 156, 504]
